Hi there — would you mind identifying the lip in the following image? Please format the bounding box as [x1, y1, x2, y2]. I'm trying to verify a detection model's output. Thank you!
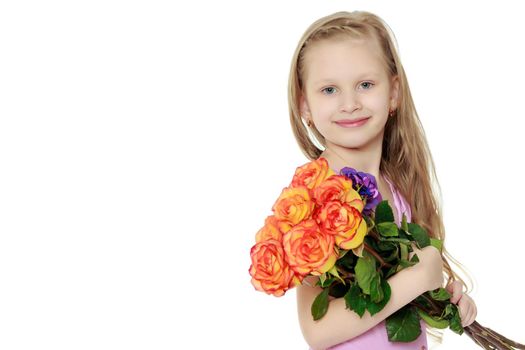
[335, 117, 370, 127]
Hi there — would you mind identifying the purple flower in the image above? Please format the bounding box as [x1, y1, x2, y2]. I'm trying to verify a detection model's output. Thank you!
[339, 167, 382, 216]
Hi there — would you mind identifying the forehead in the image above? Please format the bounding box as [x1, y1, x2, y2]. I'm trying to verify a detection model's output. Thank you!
[304, 37, 387, 84]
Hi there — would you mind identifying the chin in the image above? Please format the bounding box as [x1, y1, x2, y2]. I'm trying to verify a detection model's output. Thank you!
[338, 132, 382, 149]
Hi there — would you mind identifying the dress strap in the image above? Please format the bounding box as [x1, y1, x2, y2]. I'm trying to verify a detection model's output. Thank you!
[383, 175, 412, 224]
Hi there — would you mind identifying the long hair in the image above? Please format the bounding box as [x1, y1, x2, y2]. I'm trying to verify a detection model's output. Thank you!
[288, 10, 475, 345]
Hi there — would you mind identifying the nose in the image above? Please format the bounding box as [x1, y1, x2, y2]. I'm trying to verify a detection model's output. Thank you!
[339, 90, 361, 114]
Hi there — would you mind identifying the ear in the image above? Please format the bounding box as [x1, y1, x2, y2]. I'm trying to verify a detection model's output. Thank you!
[390, 75, 400, 110]
[299, 93, 311, 120]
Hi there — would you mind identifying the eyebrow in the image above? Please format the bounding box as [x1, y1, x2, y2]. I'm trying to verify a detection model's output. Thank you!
[313, 73, 379, 85]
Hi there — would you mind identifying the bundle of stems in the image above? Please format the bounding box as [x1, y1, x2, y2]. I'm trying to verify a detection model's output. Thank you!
[408, 294, 525, 350]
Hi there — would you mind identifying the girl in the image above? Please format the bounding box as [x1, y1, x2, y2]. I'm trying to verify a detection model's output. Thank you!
[288, 10, 477, 350]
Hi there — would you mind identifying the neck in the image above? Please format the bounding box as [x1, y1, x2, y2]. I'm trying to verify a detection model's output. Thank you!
[320, 139, 383, 183]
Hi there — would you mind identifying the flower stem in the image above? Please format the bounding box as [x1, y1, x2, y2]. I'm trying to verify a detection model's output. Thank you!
[420, 292, 445, 314]
[339, 270, 355, 280]
[364, 242, 393, 268]
[463, 320, 525, 349]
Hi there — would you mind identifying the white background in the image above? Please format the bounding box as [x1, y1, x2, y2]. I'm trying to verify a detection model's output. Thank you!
[1, 1, 524, 349]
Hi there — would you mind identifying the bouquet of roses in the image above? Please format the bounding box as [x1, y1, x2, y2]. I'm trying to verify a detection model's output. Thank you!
[249, 157, 524, 349]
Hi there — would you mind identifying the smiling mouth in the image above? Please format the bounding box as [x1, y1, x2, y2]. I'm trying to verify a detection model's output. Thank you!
[335, 117, 370, 127]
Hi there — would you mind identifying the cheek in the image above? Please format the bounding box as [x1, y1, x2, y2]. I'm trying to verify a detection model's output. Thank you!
[311, 100, 338, 119]
[362, 94, 387, 111]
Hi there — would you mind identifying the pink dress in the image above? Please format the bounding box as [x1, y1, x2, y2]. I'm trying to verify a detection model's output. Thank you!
[309, 176, 428, 350]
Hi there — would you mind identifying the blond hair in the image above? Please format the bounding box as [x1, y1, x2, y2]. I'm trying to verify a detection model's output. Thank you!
[287, 10, 475, 345]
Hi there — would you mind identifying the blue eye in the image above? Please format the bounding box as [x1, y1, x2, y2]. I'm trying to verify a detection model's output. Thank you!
[321, 87, 336, 95]
[360, 81, 374, 89]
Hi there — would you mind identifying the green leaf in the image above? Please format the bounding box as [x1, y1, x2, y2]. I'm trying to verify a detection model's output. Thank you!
[319, 272, 326, 286]
[398, 229, 411, 240]
[410, 253, 419, 263]
[398, 259, 417, 268]
[311, 288, 330, 321]
[396, 254, 420, 269]
[430, 238, 443, 252]
[401, 213, 409, 232]
[328, 265, 345, 284]
[375, 200, 395, 224]
[320, 277, 335, 288]
[355, 253, 377, 295]
[366, 279, 391, 316]
[377, 241, 396, 252]
[344, 282, 367, 317]
[383, 246, 399, 263]
[382, 237, 412, 245]
[386, 306, 422, 342]
[407, 223, 431, 248]
[449, 305, 464, 335]
[377, 222, 399, 237]
[441, 303, 454, 319]
[417, 308, 449, 329]
[369, 274, 384, 303]
[429, 287, 451, 301]
[400, 243, 408, 261]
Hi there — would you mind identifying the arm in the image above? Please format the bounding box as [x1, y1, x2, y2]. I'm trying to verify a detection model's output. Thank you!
[297, 245, 443, 350]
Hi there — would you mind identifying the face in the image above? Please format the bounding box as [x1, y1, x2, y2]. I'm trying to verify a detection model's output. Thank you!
[300, 37, 399, 150]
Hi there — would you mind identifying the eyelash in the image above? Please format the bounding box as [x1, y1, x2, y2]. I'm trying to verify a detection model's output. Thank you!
[321, 82, 375, 95]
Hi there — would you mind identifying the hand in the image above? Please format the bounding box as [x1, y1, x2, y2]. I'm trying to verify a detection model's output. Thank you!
[446, 280, 477, 327]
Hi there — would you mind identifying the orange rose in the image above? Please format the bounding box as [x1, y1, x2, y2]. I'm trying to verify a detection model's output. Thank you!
[249, 239, 302, 297]
[282, 219, 337, 276]
[255, 215, 283, 243]
[311, 174, 353, 204]
[340, 185, 365, 213]
[333, 206, 368, 250]
[317, 201, 353, 235]
[290, 157, 336, 190]
[272, 186, 314, 229]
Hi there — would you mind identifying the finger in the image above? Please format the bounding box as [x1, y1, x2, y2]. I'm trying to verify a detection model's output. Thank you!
[461, 312, 469, 327]
[459, 294, 473, 312]
[448, 281, 463, 304]
[461, 306, 470, 327]
[466, 311, 476, 327]
[468, 301, 477, 326]
[460, 295, 476, 327]
[462, 306, 469, 325]
[446, 280, 460, 293]
[458, 299, 470, 325]
[461, 310, 474, 327]
[459, 298, 474, 327]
